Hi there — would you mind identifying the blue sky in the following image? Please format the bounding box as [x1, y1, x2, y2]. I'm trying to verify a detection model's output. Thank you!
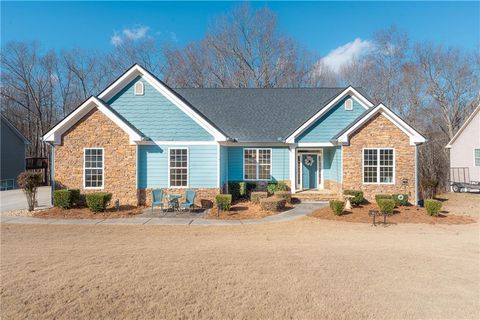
[2, 1, 478, 70]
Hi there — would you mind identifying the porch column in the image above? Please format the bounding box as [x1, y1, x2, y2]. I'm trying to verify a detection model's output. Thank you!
[289, 146, 296, 193]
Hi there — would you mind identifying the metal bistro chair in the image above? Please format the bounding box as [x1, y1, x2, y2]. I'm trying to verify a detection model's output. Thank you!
[151, 189, 165, 213]
[180, 190, 196, 211]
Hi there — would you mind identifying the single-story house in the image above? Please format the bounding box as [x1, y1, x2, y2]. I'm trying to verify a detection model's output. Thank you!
[1, 115, 30, 190]
[446, 105, 480, 187]
[42, 64, 426, 206]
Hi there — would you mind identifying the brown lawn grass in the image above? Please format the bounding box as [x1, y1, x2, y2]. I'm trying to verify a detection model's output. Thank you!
[1, 219, 479, 319]
[310, 203, 477, 224]
[32, 206, 144, 219]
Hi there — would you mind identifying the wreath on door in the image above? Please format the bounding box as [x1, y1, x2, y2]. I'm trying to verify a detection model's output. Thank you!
[304, 155, 314, 167]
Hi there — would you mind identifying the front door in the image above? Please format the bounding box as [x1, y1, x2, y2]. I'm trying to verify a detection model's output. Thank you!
[301, 154, 317, 190]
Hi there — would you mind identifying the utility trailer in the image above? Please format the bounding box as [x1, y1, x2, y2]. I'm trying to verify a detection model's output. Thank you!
[450, 167, 480, 193]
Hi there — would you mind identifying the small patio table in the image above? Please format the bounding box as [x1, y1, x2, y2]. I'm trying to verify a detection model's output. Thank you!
[166, 194, 182, 211]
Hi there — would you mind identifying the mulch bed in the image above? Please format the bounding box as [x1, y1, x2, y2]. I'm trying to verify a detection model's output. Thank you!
[33, 206, 145, 219]
[309, 203, 477, 225]
[207, 200, 293, 220]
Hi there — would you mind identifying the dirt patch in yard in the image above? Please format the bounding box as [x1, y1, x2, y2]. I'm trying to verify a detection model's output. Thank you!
[435, 192, 480, 217]
[310, 203, 476, 224]
[32, 206, 144, 219]
[207, 200, 293, 220]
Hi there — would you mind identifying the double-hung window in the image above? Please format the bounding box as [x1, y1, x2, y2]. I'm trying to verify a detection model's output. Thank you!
[363, 148, 394, 184]
[84, 148, 104, 188]
[244, 148, 271, 180]
[169, 148, 188, 187]
[475, 149, 480, 167]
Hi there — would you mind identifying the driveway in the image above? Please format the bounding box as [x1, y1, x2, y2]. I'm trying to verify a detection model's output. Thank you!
[0, 186, 51, 212]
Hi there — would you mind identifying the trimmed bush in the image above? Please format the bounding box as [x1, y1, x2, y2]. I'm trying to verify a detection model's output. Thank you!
[375, 194, 393, 203]
[377, 199, 395, 215]
[267, 181, 288, 195]
[274, 191, 292, 204]
[260, 197, 286, 211]
[53, 189, 72, 209]
[228, 182, 241, 200]
[228, 181, 256, 200]
[343, 190, 364, 206]
[392, 194, 409, 206]
[251, 191, 268, 204]
[425, 199, 442, 216]
[70, 189, 81, 206]
[329, 200, 345, 216]
[215, 194, 232, 211]
[86, 192, 112, 213]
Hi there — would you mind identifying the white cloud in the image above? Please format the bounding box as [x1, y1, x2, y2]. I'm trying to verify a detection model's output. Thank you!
[123, 26, 149, 40]
[110, 26, 150, 47]
[110, 34, 123, 47]
[321, 38, 372, 73]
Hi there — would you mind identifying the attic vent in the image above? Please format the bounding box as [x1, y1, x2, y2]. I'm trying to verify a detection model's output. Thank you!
[345, 98, 353, 111]
[134, 81, 144, 96]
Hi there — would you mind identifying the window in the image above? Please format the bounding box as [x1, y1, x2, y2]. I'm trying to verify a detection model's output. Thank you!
[169, 148, 188, 187]
[243, 149, 271, 180]
[345, 98, 353, 111]
[475, 149, 480, 167]
[134, 81, 144, 95]
[84, 148, 103, 188]
[363, 148, 394, 184]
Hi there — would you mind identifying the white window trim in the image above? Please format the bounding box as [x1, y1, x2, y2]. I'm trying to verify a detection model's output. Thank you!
[474, 148, 480, 167]
[83, 147, 104, 190]
[362, 148, 395, 185]
[168, 147, 189, 188]
[134, 81, 144, 95]
[242, 148, 273, 181]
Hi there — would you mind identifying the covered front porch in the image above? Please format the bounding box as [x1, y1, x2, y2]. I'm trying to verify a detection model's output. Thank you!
[290, 146, 342, 196]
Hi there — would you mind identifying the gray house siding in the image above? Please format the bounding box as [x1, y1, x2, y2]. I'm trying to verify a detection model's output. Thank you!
[1, 117, 27, 188]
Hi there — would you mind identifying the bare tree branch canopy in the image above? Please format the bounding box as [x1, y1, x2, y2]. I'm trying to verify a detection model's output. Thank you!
[1, 5, 478, 194]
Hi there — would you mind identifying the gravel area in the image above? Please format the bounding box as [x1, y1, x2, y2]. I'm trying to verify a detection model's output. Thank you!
[1, 218, 478, 319]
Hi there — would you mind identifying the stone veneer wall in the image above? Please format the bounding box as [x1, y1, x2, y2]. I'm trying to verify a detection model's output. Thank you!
[342, 113, 416, 202]
[54, 108, 138, 206]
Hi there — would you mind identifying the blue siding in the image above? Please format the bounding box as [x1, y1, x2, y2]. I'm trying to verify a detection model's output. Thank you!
[297, 96, 366, 143]
[227, 146, 290, 182]
[138, 144, 218, 188]
[323, 146, 342, 183]
[108, 76, 214, 141]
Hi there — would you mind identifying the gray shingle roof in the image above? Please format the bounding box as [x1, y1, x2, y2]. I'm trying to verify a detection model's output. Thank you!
[175, 88, 346, 142]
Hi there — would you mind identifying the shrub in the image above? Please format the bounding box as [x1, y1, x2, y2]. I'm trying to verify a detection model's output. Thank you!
[251, 191, 268, 204]
[267, 181, 288, 194]
[215, 194, 232, 211]
[329, 200, 345, 216]
[274, 191, 292, 204]
[69, 189, 81, 206]
[228, 181, 256, 200]
[85, 192, 112, 213]
[377, 199, 395, 215]
[343, 190, 364, 206]
[17, 171, 42, 211]
[375, 194, 393, 203]
[228, 182, 241, 200]
[392, 194, 409, 206]
[425, 199, 442, 217]
[53, 190, 72, 209]
[260, 197, 286, 211]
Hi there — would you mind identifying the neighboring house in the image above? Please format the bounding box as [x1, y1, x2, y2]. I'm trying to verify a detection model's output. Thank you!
[446, 105, 480, 186]
[1, 115, 30, 190]
[42, 64, 426, 206]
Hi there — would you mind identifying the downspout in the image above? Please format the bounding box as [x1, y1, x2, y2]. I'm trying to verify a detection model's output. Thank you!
[47, 142, 55, 206]
[415, 144, 419, 206]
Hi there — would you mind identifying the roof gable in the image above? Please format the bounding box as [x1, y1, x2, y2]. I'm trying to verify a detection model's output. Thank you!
[446, 105, 480, 148]
[98, 64, 227, 141]
[42, 97, 143, 144]
[1, 116, 30, 144]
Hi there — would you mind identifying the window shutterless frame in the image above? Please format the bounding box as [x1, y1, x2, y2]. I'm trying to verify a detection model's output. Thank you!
[362, 148, 395, 185]
[474, 148, 480, 167]
[242, 148, 272, 181]
[83, 147, 104, 189]
[168, 147, 189, 188]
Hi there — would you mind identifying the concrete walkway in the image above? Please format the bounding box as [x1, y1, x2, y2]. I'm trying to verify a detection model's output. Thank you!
[0, 203, 326, 226]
